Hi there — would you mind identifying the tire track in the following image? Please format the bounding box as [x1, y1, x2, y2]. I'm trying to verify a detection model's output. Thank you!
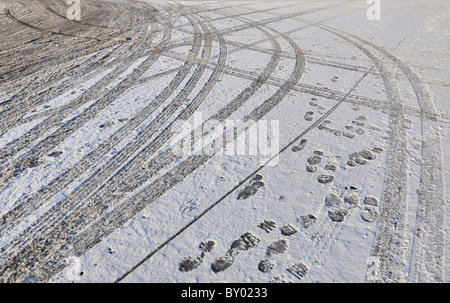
[42, 0, 112, 29]
[0, 6, 284, 282]
[0, 7, 222, 282]
[132, 6, 416, 283]
[0, 13, 177, 191]
[0, 1, 138, 83]
[214, 35, 450, 87]
[296, 19, 415, 283]
[0, 8, 187, 241]
[2, 0, 440, 284]
[5, 8, 101, 41]
[166, 4, 407, 121]
[1, 6, 211, 243]
[0, 32, 143, 125]
[217, 6, 445, 282]
[0, 2, 154, 118]
[113, 20, 306, 283]
[5, 33, 194, 129]
[217, 64, 448, 123]
[0, 0, 144, 110]
[372, 46, 446, 284]
[114, 49, 374, 284]
[0, 36, 147, 124]
[319, 22, 446, 283]
[335, 32, 446, 283]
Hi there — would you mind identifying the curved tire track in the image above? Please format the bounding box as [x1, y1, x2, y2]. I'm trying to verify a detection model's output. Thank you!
[0, 5, 224, 282]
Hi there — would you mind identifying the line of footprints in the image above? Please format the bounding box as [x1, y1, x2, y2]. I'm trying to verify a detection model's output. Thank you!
[179, 190, 379, 281]
[291, 137, 384, 184]
[325, 192, 380, 223]
[179, 221, 309, 282]
[306, 97, 382, 139]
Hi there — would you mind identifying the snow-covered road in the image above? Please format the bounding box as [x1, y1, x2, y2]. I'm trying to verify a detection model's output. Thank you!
[0, 0, 449, 283]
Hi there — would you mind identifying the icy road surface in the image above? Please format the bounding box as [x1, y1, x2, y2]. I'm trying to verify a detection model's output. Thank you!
[0, 0, 449, 283]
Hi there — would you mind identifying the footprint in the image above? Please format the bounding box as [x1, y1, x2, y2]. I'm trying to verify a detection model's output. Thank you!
[317, 119, 332, 131]
[304, 111, 314, 121]
[307, 97, 327, 116]
[200, 239, 216, 253]
[360, 207, 378, 222]
[211, 232, 260, 273]
[325, 193, 349, 222]
[270, 274, 293, 283]
[314, 150, 324, 156]
[403, 118, 414, 129]
[258, 219, 277, 233]
[287, 262, 309, 280]
[179, 239, 216, 272]
[372, 147, 384, 154]
[347, 148, 381, 167]
[317, 119, 345, 137]
[307, 155, 322, 165]
[318, 113, 380, 139]
[309, 98, 325, 110]
[253, 173, 263, 181]
[324, 190, 380, 224]
[344, 193, 360, 209]
[306, 165, 318, 173]
[179, 255, 204, 272]
[231, 232, 261, 251]
[292, 138, 308, 152]
[324, 193, 344, 208]
[354, 114, 383, 134]
[304, 150, 336, 184]
[280, 224, 298, 236]
[237, 174, 265, 200]
[257, 239, 288, 273]
[355, 114, 368, 121]
[211, 255, 235, 273]
[342, 130, 356, 138]
[347, 159, 357, 167]
[327, 209, 348, 222]
[324, 164, 337, 172]
[352, 105, 362, 111]
[297, 214, 317, 228]
[363, 195, 379, 206]
[352, 120, 365, 127]
[318, 174, 334, 184]
[342, 125, 356, 137]
[361, 195, 380, 222]
[266, 239, 288, 257]
[258, 259, 275, 273]
[359, 149, 376, 160]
